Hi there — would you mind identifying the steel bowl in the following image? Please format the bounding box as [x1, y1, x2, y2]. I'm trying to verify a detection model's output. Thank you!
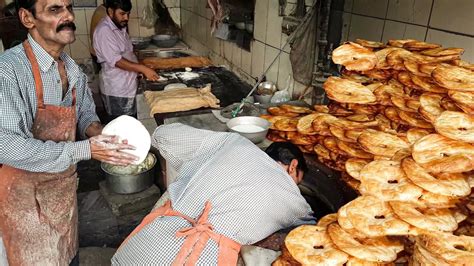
[152, 34, 179, 48]
[257, 81, 277, 95]
[227, 116, 271, 144]
[101, 153, 156, 194]
[130, 36, 151, 50]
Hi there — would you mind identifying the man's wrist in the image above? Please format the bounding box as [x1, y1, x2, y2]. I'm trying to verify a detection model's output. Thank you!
[85, 122, 103, 138]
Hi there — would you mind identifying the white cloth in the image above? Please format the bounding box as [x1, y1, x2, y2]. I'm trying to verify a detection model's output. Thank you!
[0, 234, 8, 266]
[112, 123, 313, 265]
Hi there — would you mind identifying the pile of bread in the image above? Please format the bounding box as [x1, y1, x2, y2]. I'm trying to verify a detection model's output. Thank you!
[265, 39, 474, 265]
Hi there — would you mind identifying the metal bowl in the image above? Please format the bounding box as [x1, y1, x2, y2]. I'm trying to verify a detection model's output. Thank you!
[152, 34, 179, 48]
[130, 36, 151, 50]
[257, 81, 277, 95]
[101, 153, 156, 194]
[226, 116, 271, 144]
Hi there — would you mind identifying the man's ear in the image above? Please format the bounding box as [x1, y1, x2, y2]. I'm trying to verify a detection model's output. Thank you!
[18, 8, 35, 29]
[107, 7, 113, 17]
[289, 159, 298, 175]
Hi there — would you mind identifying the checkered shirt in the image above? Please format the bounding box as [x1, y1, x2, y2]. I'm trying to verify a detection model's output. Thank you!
[0, 34, 100, 173]
[112, 123, 314, 265]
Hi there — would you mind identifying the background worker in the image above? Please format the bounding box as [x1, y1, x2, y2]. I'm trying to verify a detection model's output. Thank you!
[0, 0, 137, 265]
[113, 123, 314, 265]
[93, 0, 160, 122]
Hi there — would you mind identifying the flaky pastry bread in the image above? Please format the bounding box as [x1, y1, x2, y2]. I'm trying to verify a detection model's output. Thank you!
[390, 95, 419, 113]
[411, 242, 451, 266]
[332, 42, 378, 71]
[388, 39, 417, 48]
[406, 128, 431, 145]
[274, 117, 299, 132]
[260, 115, 287, 130]
[434, 111, 474, 143]
[403, 60, 430, 77]
[358, 160, 423, 201]
[375, 47, 404, 69]
[327, 223, 403, 262]
[412, 134, 474, 173]
[314, 144, 331, 161]
[448, 90, 474, 114]
[341, 68, 374, 83]
[296, 113, 319, 135]
[345, 158, 371, 180]
[418, 93, 445, 122]
[432, 64, 474, 92]
[355, 39, 386, 49]
[337, 140, 374, 159]
[330, 125, 356, 143]
[420, 47, 464, 57]
[398, 109, 433, 129]
[282, 225, 349, 266]
[346, 196, 415, 237]
[358, 129, 410, 157]
[402, 158, 471, 197]
[317, 213, 338, 228]
[267, 107, 301, 117]
[280, 104, 313, 114]
[402, 41, 441, 51]
[324, 77, 377, 104]
[346, 256, 394, 266]
[411, 75, 448, 93]
[390, 201, 461, 232]
[417, 233, 474, 264]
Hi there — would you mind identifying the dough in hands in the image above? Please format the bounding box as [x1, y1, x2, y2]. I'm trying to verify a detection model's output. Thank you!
[102, 115, 151, 165]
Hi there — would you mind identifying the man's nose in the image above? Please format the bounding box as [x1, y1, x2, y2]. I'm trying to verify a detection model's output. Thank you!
[124, 14, 129, 20]
[63, 7, 74, 22]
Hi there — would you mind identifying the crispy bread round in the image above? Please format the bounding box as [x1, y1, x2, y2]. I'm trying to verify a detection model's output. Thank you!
[448, 90, 474, 114]
[330, 125, 355, 143]
[284, 225, 349, 266]
[341, 68, 374, 83]
[398, 109, 433, 129]
[418, 63, 439, 76]
[358, 129, 410, 157]
[337, 140, 374, 159]
[358, 160, 423, 201]
[376, 47, 404, 69]
[412, 134, 474, 173]
[418, 93, 445, 122]
[411, 75, 448, 93]
[327, 223, 403, 263]
[355, 39, 386, 49]
[420, 47, 464, 57]
[332, 42, 378, 71]
[267, 106, 301, 117]
[412, 242, 451, 266]
[403, 60, 430, 77]
[280, 104, 313, 114]
[434, 111, 474, 143]
[402, 41, 441, 51]
[313, 105, 329, 113]
[324, 77, 377, 104]
[345, 158, 371, 180]
[406, 128, 431, 145]
[314, 144, 331, 161]
[346, 256, 395, 266]
[274, 117, 299, 132]
[432, 64, 474, 92]
[296, 113, 320, 135]
[388, 39, 416, 48]
[390, 201, 460, 232]
[317, 213, 338, 228]
[417, 233, 474, 264]
[345, 196, 413, 237]
[390, 95, 419, 113]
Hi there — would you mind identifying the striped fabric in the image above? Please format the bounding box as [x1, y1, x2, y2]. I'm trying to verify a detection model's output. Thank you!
[112, 123, 314, 265]
[0, 34, 99, 173]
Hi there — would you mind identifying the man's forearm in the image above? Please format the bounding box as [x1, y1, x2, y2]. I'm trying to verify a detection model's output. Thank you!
[115, 58, 146, 74]
[85, 122, 103, 138]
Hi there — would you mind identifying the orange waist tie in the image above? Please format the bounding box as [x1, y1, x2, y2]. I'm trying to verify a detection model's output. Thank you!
[120, 200, 241, 266]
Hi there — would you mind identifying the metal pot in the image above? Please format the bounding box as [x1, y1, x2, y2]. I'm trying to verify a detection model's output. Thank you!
[152, 34, 179, 48]
[101, 153, 157, 194]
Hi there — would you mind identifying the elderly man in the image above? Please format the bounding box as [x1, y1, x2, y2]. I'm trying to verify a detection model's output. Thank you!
[113, 123, 314, 265]
[0, 0, 138, 265]
[94, 0, 159, 122]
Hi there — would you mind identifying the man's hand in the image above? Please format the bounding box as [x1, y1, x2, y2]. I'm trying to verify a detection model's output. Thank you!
[141, 66, 160, 81]
[85, 121, 103, 138]
[90, 135, 138, 165]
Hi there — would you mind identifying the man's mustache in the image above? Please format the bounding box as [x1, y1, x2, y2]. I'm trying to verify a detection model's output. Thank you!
[56, 22, 76, 32]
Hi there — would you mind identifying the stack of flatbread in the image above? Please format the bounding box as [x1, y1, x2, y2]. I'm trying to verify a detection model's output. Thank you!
[267, 39, 474, 265]
[143, 84, 220, 115]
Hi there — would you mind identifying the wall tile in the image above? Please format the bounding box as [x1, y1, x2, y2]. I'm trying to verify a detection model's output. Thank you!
[251, 41, 265, 78]
[70, 35, 90, 60]
[348, 15, 384, 42]
[386, 0, 432, 25]
[265, 0, 282, 48]
[128, 18, 141, 37]
[430, 0, 474, 36]
[254, 0, 269, 42]
[277, 52, 294, 92]
[241, 48, 252, 75]
[232, 44, 242, 68]
[352, 0, 388, 18]
[425, 29, 474, 63]
[264, 45, 280, 83]
[74, 9, 88, 35]
[139, 25, 155, 37]
[381, 20, 426, 43]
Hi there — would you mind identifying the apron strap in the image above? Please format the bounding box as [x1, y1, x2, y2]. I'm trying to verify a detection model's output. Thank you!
[22, 40, 45, 109]
[120, 200, 241, 266]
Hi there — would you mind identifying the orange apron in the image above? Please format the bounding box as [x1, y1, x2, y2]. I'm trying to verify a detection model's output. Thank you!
[121, 200, 241, 265]
[0, 40, 79, 266]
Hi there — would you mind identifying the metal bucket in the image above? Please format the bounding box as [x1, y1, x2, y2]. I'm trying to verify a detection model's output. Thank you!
[101, 153, 156, 194]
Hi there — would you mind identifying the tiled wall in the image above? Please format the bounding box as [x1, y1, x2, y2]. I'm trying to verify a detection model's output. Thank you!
[341, 0, 474, 62]
[180, 0, 318, 99]
[67, 0, 180, 62]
